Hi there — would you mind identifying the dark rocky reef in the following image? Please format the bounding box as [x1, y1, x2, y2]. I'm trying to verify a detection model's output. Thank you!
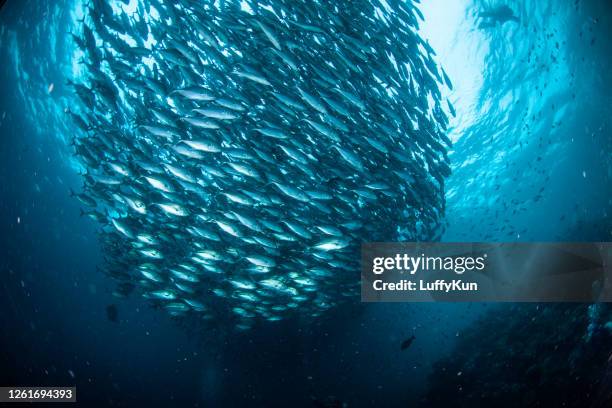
[421, 303, 612, 408]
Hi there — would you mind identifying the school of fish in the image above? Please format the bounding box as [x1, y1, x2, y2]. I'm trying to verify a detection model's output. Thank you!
[67, 0, 452, 329]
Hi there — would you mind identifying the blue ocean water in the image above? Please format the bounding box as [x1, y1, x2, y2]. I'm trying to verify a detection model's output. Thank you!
[0, 0, 610, 407]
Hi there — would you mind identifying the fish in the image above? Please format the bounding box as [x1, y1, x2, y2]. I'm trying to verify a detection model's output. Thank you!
[106, 304, 119, 323]
[68, 0, 451, 330]
[478, 5, 520, 28]
[401, 335, 416, 351]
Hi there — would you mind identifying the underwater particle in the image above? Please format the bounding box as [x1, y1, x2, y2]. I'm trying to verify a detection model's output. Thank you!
[68, 369, 75, 379]
[17, 216, 20, 224]
[583, 170, 587, 178]
[47, 83, 54, 94]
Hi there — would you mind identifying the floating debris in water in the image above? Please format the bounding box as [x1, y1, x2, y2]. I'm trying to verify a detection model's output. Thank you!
[67, 0, 451, 329]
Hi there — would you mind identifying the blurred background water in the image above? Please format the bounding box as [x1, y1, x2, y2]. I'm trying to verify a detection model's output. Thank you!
[0, 0, 610, 406]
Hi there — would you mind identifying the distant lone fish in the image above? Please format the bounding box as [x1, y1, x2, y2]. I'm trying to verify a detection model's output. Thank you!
[401, 335, 416, 351]
[478, 5, 519, 29]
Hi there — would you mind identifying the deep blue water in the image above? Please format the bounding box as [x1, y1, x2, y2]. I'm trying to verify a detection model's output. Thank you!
[0, 0, 611, 407]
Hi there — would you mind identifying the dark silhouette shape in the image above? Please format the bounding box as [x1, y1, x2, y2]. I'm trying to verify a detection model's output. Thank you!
[478, 5, 519, 29]
[106, 304, 119, 323]
[312, 395, 345, 408]
[401, 335, 416, 350]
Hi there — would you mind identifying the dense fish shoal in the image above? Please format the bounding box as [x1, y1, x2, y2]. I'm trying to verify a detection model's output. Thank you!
[68, 0, 451, 329]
